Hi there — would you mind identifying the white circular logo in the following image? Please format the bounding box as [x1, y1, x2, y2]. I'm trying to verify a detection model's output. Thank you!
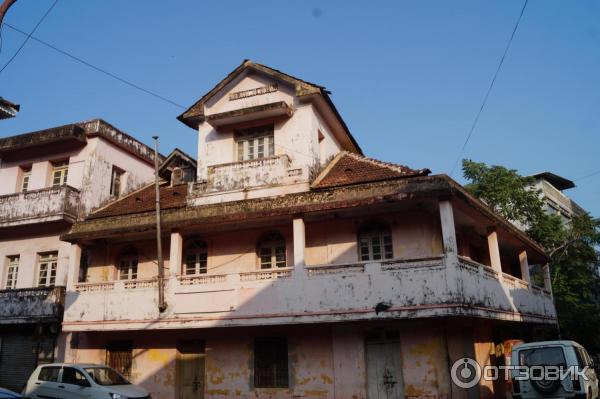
[451, 358, 482, 388]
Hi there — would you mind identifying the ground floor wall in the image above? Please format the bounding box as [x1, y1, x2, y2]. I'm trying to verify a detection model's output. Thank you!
[59, 318, 554, 399]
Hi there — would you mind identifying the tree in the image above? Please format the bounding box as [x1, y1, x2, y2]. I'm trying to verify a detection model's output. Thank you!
[462, 159, 600, 353]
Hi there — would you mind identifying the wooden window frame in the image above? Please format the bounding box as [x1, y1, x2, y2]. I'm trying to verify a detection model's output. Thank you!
[118, 253, 138, 281]
[51, 161, 69, 188]
[254, 337, 289, 388]
[21, 167, 31, 192]
[358, 223, 394, 261]
[4, 255, 19, 289]
[184, 241, 208, 275]
[37, 252, 58, 287]
[235, 124, 275, 161]
[110, 166, 125, 198]
[258, 232, 286, 270]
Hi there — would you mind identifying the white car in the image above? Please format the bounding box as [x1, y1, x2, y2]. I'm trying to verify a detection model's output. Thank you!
[512, 340, 599, 399]
[23, 363, 150, 399]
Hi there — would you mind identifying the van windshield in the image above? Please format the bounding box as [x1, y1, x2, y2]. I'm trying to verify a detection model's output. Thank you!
[519, 347, 567, 367]
[84, 367, 130, 386]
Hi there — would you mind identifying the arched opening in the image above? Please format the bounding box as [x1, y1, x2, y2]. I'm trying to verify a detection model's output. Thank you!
[117, 248, 138, 280]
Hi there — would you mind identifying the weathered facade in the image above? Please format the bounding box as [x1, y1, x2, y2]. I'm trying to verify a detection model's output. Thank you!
[0, 119, 160, 391]
[59, 62, 557, 399]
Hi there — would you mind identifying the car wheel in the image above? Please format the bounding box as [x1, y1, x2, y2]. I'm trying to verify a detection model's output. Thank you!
[530, 374, 561, 395]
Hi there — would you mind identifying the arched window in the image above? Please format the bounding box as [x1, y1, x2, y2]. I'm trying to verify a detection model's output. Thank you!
[258, 232, 286, 269]
[358, 222, 394, 261]
[184, 240, 208, 275]
[117, 248, 138, 280]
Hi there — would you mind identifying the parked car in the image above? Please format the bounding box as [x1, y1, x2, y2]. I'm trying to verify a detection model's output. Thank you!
[512, 340, 599, 399]
[0, 387, 23, 398]
[23, 363, 150, 399]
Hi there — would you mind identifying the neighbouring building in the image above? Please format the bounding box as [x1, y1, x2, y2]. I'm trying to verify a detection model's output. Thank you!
[531, 172, 585, 223]
[0, 97, 19, 120]
[0, 119, 162, 391]
[59, 61, 557, 399]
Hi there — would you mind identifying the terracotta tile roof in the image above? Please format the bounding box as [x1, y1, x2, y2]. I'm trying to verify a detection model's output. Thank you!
[311, 152, 430, 189]
[89, 183, 188, 219]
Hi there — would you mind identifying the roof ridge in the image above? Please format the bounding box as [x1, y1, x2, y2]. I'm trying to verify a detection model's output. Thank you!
[345, 152, 423, 175]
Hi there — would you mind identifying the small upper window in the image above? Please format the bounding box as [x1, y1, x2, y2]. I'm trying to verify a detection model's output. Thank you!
[51, 161, 69, 188]
[21, 167, 31, 192]
[117, 249, 138, 280]
[5, 255, 19, 289]
[110, 167, 125, 197]
[236, 125, 274, 161]
[37, 252, 58, 287]
[358, 222, 394, 261]
[258, 232, 286, 269]
[184, 240, 208, 275]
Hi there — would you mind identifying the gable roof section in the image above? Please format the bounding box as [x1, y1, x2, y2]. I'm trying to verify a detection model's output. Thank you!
[89, 182, 188, 219]
[311, 151, 430, 189]
[158, 148, 197, 180]
[177, 60, 362, 154]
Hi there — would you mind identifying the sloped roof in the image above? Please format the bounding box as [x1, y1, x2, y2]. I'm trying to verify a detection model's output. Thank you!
[158, 148, 197, 180]
[176, 60, 362, 154]
[311, 151, 430, 189]
[531, 172, 575, 191]
[89, 182, 188, 219]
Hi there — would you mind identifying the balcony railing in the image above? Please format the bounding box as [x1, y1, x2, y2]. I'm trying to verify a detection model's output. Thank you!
[64, 255, 556, 332]
[0, 286, 66, 324]
[0, 185, 80, 227]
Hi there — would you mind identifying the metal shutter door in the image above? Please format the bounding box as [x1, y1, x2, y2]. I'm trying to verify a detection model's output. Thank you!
[0, 333, 37, 392]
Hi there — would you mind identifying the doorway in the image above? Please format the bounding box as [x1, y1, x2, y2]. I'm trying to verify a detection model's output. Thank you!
[366, 330, 404, 399]
[176, 340, 205, 399]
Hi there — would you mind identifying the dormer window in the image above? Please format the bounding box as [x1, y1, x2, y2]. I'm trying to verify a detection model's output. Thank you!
[236, 124, 274, 161]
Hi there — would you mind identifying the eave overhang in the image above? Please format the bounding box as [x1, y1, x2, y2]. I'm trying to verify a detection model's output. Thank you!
[0, 124, 86, 160]
[61, 174, 549, 262]
[206, 101, 293, 128]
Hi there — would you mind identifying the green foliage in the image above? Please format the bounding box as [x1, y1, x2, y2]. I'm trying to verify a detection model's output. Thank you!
[462, 159, 600, 353]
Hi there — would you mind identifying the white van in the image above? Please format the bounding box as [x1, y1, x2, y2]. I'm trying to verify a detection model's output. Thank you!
[23, 363, 149, 399]
[511, 341, 599, 399]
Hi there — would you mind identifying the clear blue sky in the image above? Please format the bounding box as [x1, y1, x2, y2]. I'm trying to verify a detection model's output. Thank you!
[1, 0, 598, 216]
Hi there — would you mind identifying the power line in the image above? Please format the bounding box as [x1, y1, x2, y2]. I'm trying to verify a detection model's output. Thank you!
[0, 0, 58, 74]
[1, 22, 186, 109]
[575, 169, 600, 183]
[449, 0, 529, 177]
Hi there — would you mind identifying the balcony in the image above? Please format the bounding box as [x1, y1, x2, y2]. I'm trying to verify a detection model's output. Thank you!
[0, 286, 66, 324]
[63, 255, 556, 332]
[0, 185, 80, 228]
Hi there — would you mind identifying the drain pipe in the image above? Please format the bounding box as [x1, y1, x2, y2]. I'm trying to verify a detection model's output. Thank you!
[153, 136, 167, 312]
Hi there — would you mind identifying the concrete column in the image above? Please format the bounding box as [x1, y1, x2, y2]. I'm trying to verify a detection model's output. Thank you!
[487, 228, 502, 273]
[169, 231, 183, 277]
[66, 244, 82, 291]
[543, 263, 552, 294]
[439, 200, 458, 260]
[197, 124, 209, 181]
[293, 217, 306, 276]
[518, 250, 531, 284]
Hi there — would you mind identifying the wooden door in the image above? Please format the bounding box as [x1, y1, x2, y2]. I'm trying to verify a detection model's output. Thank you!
[176, 340, 205, 399]
[366, 333, 404, 399]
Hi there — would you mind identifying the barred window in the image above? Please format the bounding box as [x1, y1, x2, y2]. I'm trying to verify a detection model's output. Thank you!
[106, 341, 133, 379]
[118, 249, 138, 280]
[258, 232, 286, 269]
[37, 252, 58, 287]
[254, 337, 289, 388]
[184, 240, 208, 275]
[358, 222, 394, 261]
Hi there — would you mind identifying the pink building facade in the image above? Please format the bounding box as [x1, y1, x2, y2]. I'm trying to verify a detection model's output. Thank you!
[59, 62, 556, 399]
[0, 119, 159, 391]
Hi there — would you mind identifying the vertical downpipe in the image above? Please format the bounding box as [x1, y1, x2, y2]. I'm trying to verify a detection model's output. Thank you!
[153, 136, 167, 312]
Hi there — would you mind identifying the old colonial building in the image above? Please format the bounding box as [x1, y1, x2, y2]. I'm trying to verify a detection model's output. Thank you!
[59, 62, 556, 399]
[0, 119, 161, 391]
